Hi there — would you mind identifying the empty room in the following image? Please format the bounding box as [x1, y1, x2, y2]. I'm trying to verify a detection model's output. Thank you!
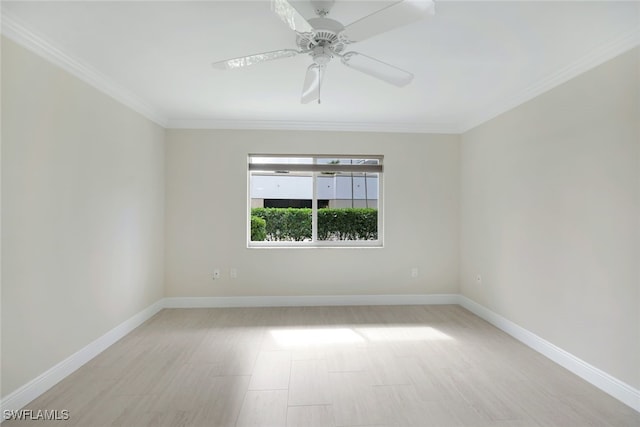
[1, 0, 639, 426]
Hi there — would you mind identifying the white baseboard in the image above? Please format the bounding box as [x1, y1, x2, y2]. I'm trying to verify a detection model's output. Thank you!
[2, 294, 638, 417]
[458, 296, 640, 412]
[0, 299, 164, 419]
[163, 293, 459, 308]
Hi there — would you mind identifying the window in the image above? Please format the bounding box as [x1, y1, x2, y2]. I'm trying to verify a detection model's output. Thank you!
[249, 155, 383, 247]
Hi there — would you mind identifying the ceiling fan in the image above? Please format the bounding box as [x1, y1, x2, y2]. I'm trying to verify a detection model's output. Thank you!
[211, 0, 435, 104]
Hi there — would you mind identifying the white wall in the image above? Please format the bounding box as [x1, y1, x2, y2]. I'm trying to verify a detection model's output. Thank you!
[165, 129, 460, 297]
[460, 48, 640, 389]
[1, 37, 165, 397]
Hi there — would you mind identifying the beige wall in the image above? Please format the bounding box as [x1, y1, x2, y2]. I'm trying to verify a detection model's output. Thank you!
[3, 25, 637, 407]
[460, 48, 640, 388]
[165, 129, 460, 297]
[1, 37, 165, 397]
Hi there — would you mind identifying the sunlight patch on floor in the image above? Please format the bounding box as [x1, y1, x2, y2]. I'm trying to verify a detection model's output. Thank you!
[270, 328, 365, 347]
[355, 326, 452, 342]
[269, 325, 452, 347]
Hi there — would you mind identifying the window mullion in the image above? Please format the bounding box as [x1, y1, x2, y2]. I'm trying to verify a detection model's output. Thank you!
[312, 172, 318, 243]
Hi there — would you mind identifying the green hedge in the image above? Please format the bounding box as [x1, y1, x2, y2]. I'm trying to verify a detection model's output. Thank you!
[250, 216, 267, 241]
[318, 208, 377, 241]
[251, 208, 312, 241]
[251, 207, 377, 241]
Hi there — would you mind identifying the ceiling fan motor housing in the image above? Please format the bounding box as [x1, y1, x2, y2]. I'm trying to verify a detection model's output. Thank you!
[296, 17, 346, 54]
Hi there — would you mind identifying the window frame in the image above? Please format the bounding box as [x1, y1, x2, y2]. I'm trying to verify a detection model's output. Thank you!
[247, 154, 384, 248]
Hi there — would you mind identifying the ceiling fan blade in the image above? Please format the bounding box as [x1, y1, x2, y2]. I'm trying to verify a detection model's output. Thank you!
[271, 0, 314, 33]
[340, 52, 413, 87]
[212, 49, 300, 70]
[301, 64, 325, 104]
[342, 0, 435, 43]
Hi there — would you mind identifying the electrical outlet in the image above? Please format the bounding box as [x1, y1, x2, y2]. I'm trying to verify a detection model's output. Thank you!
[213, 269, 221, 280]
[411, 267, 419, 278]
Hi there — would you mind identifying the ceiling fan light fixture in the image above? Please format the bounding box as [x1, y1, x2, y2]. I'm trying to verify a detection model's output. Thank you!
[311, 46, 333, 66]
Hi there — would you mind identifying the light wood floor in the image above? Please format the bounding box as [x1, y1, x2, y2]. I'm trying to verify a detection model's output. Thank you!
[6, 305, 639, 426]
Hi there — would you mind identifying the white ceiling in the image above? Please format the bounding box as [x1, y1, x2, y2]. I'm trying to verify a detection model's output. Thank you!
[2, 1, 639, 132]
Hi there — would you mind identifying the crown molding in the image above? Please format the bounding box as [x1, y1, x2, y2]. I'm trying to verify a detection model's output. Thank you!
[165, 118, 462, 134]
[1, 12, 168, 128]
[2, 8, 638, 135]
[0, 9, 455, 135]
[460, 27, 640, 133]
